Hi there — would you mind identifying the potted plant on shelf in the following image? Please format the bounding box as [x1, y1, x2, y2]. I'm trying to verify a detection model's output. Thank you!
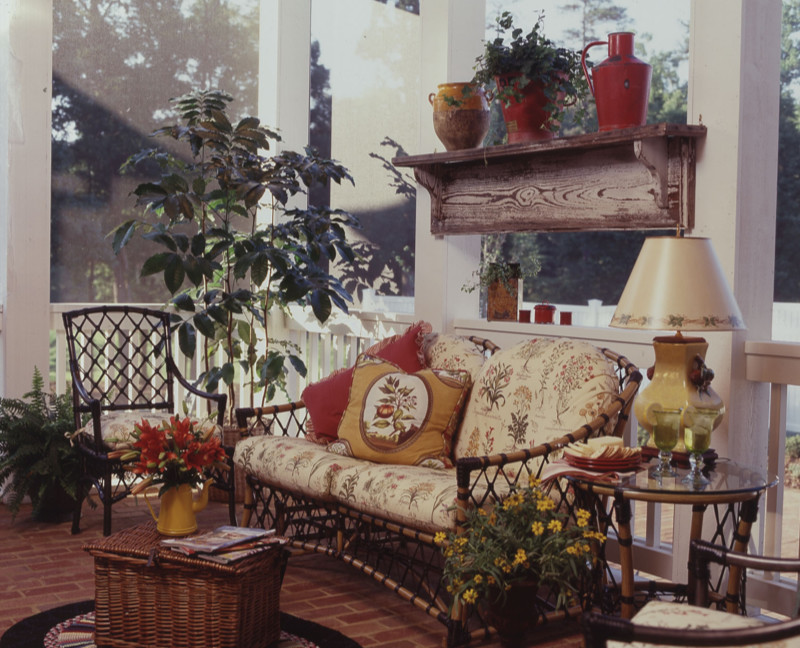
[113, 89, 359, 427]
[435, 477, 604, 647]
[473, 11, 587, 143]
[463, 243, 539, 322]
[0, 368, 82, 522]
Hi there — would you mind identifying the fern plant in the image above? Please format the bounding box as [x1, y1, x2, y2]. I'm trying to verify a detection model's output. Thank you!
[0, 368, 80, 520]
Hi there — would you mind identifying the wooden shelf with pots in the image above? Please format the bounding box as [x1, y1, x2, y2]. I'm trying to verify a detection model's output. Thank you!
[392, 123, 706, 236]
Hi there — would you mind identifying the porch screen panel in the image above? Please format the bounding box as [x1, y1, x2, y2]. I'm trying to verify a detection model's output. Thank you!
[51, 0, 259, 304]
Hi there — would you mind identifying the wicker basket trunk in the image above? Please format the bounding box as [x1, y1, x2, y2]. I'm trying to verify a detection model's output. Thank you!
[84, 523, 285, 648]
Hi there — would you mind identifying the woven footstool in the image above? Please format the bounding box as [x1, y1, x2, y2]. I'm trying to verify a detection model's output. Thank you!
[84, 522, 286, 648]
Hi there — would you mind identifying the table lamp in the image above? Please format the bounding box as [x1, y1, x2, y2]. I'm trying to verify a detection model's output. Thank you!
[609, 236, 745, 452]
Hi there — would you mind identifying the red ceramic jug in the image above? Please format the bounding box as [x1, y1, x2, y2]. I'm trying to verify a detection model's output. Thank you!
[582, 32, 652, 131]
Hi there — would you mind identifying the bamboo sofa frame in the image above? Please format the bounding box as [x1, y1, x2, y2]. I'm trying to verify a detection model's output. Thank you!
[235, 336, 642, 647]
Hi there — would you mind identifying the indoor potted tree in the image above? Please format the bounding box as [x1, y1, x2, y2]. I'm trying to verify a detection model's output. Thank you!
[473, 11, 587, 143]
[0, 368, 82, 522]
[113, 90, 359, 427]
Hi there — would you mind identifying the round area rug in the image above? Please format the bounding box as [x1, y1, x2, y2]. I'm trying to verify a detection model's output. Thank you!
[1, 601, 361, 648]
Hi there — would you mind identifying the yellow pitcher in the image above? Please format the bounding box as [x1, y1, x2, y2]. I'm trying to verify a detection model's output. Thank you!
[144, 480, 213, 536]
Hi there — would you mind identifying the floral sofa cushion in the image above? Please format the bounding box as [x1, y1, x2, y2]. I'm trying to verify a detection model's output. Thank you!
[454, 338, 619, 461]
[73, 411, 221, 451]
[422, 333, 488, 381]
[233, 436, 365, 502]
[608, 600, 796, 648]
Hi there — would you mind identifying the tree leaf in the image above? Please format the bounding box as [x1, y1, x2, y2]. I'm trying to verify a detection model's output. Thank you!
[141, 252, 171, 277]
[110, 220, 137, 254]
[178, 322, 196, 357]
[193, 312, 216, 338]
[164, 255, 185, 294]
[172, 293, 196, 312]
[310, 290, 332, 323]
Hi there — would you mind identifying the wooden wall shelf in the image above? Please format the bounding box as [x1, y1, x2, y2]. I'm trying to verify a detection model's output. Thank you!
[392, 123, 706, 236]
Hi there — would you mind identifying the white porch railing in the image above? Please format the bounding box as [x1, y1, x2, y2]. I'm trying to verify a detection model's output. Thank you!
[47, 302, 799, 615]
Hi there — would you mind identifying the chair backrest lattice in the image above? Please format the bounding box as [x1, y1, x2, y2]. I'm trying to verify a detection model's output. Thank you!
[63, 306, 176, 416]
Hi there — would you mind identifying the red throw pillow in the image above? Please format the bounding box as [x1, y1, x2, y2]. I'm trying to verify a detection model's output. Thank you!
[301, 321, 432, 441]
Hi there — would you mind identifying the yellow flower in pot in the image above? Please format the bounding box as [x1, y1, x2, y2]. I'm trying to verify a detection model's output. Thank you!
[435, 476, 604, 643]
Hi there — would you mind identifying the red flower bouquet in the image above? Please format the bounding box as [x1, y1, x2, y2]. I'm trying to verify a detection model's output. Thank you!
[122, 415, 228, 495]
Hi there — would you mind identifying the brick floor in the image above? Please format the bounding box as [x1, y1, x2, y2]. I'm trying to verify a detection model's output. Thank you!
[0, 495, 583, 647]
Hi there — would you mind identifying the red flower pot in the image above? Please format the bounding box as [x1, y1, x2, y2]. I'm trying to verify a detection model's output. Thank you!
[495, 74, 565, 144]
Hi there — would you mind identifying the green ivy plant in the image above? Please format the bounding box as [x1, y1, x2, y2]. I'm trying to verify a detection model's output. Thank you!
[113, 90, 359, 423]
[473, 12, 587, 127]
[0, 368, 81, 520]
[462, 259, 523, 295]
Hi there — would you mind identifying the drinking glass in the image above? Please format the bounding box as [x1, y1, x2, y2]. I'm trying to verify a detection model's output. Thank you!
[682, 406, 720, 488]
[648, 407, 681, 480]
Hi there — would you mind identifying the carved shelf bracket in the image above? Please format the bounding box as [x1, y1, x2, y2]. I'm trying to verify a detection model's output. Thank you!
[393, 123, 706, 236]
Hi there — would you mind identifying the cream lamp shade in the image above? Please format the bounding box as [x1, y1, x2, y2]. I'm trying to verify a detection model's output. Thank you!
[610, 236, 745, 332]
[610, 236, 745, 456]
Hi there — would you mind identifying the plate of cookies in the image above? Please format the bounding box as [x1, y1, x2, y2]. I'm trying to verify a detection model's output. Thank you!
[563, 437, 643, 472]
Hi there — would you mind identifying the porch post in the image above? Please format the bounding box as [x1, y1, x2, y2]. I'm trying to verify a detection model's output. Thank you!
[665, 0, 781, 583]
[414, 1, 485, 332]
[688, 0, 780, 467]
[0, 0, 52, 397]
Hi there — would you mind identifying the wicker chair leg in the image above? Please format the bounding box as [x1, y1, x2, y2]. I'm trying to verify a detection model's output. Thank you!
[71, 476, 85, 535]
[102, 468, 114, 537]
[241, 481, 254, 527]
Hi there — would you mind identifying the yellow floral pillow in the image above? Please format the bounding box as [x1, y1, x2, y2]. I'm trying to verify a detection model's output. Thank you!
[330, 355, 471, 468]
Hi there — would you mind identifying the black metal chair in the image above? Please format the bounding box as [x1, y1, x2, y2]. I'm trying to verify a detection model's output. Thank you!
[581, 538, 800, 647]
[63, 306, 229, 536]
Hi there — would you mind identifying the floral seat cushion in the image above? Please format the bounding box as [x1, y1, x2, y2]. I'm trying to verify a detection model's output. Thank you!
[73, 410, 221, 451]
[327, 461, 462, 533]
[455, 338, 619, 461]
[234, 435, 507, 532]
[609, 600, 798, 648]
[233, 436, 365, 502]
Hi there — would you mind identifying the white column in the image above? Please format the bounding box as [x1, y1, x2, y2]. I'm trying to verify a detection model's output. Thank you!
[414, 0, 485, 332]
[668, 0, 781, 586]
[259, 0, 310, 154]
[688, 0, 780, 466]
[0, 0, 52, 397]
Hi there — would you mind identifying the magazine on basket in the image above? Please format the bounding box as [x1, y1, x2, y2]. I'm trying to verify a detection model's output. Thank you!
[197, 535, 288, 564]
[161, 526, 276, 556]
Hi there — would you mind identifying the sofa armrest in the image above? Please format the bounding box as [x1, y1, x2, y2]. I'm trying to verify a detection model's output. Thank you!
[235, 402, 309, 440]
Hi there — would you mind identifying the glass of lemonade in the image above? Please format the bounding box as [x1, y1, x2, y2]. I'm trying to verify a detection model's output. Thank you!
[648, 407, 682, 480]
[682, 406, 721, 488]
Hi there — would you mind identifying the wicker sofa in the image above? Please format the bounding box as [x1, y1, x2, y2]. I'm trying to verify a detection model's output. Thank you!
[234, 330, 641, 646]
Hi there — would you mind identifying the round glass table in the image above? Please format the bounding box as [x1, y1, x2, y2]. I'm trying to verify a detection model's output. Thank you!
[567, 458, 777, 618]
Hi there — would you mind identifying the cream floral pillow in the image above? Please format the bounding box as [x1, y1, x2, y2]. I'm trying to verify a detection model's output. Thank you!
[421, 333, 488, 381]
[454, 338, 618, 460]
